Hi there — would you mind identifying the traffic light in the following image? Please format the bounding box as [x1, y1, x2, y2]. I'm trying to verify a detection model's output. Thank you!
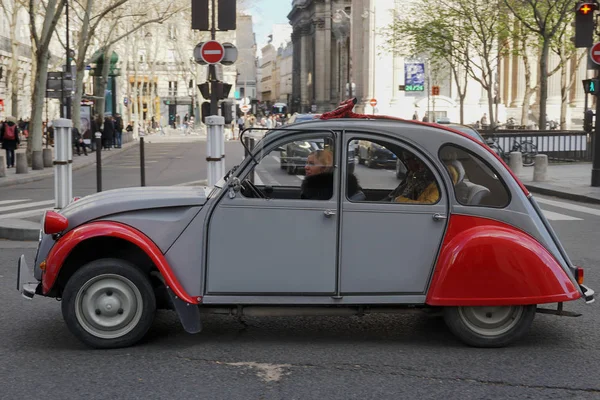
[583, 78, 600, 94]
[432, 86, 440, 96]
[572, 2, 598, 48]
[201, 101, 211, 123]
[584, 109, 595, 132]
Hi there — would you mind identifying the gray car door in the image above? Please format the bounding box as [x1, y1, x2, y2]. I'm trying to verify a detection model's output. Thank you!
[339, 133, 448, 295]
[206, 132, 340, 295]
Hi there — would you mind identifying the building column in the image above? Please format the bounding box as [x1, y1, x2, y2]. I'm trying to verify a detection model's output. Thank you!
[570, 49, 587, 108]
[510, 52, 525, 107]
[547, 52, 562, 106]
[502, 52, 512, 110]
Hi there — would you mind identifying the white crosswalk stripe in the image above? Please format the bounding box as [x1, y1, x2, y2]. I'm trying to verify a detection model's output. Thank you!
[541, 210, 582, 221]
[535, 197, 600, 217]
[0, 199, 54, 220]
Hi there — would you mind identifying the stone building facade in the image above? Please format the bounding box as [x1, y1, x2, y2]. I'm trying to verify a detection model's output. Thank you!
[288, 0, 352, 114]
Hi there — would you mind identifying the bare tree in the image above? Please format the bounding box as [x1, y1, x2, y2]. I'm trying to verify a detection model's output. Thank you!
[503, 0, 577, 130]
[27, 0, 67, 167]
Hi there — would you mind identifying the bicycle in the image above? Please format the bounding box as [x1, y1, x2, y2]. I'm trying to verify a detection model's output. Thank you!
[486, 133, 538, 167]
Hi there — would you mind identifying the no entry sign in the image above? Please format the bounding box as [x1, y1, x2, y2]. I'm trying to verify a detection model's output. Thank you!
[591, 43, 600, 65]
[200, 40, 225, 64]
[370, 98, 377, 107]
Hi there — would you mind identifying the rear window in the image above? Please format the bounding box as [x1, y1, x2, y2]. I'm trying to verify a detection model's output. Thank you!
[439, 145, 510, 208]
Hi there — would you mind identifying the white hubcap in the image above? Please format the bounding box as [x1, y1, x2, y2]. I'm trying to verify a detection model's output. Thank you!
[75, 274, 143, 339]
[458, 306, 523, 337]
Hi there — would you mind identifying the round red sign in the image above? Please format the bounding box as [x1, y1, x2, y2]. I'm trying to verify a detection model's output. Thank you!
[370, 98, 377, 107]
[591, 42, 600, 66]
[200, 40, 225, 65]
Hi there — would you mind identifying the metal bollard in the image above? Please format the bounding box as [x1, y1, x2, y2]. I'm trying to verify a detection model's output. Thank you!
[95, 132, 102, 192]
[205, 116, 225, 187]
[43, 148, 53, 168]
[16, 152, 28, 174]
[52, 118, 73, 209]
[509, 152, 523, 175]
[140, 137, 146, 187]
[533, 154, 548, 182]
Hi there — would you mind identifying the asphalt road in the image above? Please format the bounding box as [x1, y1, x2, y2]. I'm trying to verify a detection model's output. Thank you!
[1, 193, 599, 399]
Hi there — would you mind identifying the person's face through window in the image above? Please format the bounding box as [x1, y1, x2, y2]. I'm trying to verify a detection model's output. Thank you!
[305, 150, 332, 177]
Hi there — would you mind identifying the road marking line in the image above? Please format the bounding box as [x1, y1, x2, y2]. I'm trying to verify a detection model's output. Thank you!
[541, 210, 583, 221]
[0, 199, 30, 206]
[254, 174, 264, 186]
[536, 197, 600, 217]
[272, 156, 281, 163]
[296, 175, 304, 181]
[0, 207, 52, 220]
[0, 200, 54, 213]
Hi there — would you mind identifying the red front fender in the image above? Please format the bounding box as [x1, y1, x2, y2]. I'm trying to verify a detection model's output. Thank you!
[426, 215, 580, 306]
[42, 221, 200, 304]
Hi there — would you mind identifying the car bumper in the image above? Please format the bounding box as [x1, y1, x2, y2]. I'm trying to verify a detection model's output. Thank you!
[17, 255, 40, 300]
[580, 284, 595, 304]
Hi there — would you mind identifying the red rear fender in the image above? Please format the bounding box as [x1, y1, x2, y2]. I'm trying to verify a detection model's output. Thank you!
[42, 221, 199, 304]
[426, 215, 580, 306]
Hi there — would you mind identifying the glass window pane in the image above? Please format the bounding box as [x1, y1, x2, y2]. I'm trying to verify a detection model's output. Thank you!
[348, 139, 440, 204]
[439, 145, 510, 207]
[241, 135, 336, 200]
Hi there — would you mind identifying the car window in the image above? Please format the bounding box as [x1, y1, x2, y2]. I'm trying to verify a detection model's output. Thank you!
[439, 145, 510, 207]
[347, 138, 440, 204]
[241, 134, 336, 200]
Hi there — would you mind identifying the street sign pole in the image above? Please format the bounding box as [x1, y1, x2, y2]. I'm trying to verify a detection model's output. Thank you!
[590, 43, 600, 186]
[209, 0, 218, 116]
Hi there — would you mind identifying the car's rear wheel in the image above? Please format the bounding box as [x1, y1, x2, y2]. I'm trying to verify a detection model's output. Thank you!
[443, 305, 535, 347]
[62, 258, 156, 349]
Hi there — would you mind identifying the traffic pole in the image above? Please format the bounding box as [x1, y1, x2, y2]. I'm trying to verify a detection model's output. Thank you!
[95, 132, 102, 192]
[593, 69, 600, 186]
[140, 137, 146, 187]
[210, 0, 218, 116]
[52, 118, 73, 209]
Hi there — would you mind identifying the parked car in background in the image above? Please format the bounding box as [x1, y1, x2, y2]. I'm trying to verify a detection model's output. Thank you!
[356, 140, 397, 169]
[286, 113, 321, 125]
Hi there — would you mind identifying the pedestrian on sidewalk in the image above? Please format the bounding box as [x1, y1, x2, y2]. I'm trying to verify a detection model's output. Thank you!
[103, 115, 115, 150]
[0, 116, 20, 168]
[72, 126, 88, 156]
[114, 114, 124, 148]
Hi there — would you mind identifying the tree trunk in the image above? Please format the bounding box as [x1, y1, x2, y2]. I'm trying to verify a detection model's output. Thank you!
[559, 56, 568, 130]
[72, 0, 94, 131]
[538, 41, 550, 130]
[9, 5, 20, 117]
[28, 50, 50, 161]
[487, 86, 495, 129]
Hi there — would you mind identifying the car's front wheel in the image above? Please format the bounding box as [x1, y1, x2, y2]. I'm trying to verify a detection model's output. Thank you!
[443, 305, 535, 348]
[61, 258, 156, 349]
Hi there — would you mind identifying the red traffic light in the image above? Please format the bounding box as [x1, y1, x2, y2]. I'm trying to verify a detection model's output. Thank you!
[578, 2, 597, 14]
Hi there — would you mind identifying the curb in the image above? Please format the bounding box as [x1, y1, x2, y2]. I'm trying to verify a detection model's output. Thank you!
[0, 141, 139, 188]
[525, 183, 600, 205]
[0, 219, 40, 241]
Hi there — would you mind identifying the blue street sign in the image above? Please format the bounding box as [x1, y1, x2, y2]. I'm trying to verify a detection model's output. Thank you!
[404, 63, 425, 92]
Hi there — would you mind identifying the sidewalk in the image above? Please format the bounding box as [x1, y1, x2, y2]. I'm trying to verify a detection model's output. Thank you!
[0, 141, 138, 189]
[516, 162, 600, 204]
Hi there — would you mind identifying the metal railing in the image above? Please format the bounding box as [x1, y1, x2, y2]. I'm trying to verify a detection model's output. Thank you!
[479, 130, 593, 163]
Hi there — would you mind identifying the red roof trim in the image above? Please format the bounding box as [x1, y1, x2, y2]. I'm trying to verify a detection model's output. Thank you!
[318, 98, 530, 196]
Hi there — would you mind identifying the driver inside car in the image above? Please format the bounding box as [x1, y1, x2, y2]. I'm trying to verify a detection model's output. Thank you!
[301, 149, 362, 200]
[391, 151, 459, 204]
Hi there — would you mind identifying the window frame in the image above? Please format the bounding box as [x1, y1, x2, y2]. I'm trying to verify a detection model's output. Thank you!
[344, 134, 443, 206]
[438, 143, 512, 209]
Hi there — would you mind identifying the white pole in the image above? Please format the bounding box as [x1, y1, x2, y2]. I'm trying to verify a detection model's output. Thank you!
[52, 118, 73, 209]
[205, 115, 225, 186]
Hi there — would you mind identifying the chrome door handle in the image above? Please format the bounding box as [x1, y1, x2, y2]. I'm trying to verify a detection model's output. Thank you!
[432, 213, 448, 221]
[324, 209, 336, 218]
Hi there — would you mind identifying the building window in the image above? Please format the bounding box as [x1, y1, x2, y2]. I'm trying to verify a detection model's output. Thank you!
[167, 49, 176, 63]
[168, 81, 178, 96]
[138, 50, 146, 63]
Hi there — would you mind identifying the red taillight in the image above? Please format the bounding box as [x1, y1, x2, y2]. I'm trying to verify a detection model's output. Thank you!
[43, 211, 69, 235]
[576, 267, 585, 285]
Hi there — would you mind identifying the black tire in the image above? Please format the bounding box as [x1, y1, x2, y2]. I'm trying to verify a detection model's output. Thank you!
[61, 258, 156, 349]
[443, 305, 536, 348]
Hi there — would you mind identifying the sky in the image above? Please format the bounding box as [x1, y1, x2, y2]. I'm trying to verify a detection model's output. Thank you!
[246, 0, 293, 49]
